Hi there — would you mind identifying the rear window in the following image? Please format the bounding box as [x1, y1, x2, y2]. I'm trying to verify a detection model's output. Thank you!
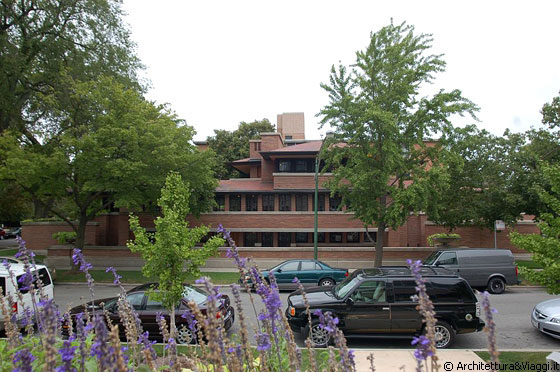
[393, 280, 418, 302]
[428, 279, 475, 302]
[16, 268, 51, 294]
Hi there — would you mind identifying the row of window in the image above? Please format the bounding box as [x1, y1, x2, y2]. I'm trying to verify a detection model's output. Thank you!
[214, 193, 342, 212]
[242, 231, 377, 247]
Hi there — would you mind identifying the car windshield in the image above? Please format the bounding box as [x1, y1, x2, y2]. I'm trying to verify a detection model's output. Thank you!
[423, 251, 442, 265]
[333, 276, 360, 299]
[183, 285, 208, 306]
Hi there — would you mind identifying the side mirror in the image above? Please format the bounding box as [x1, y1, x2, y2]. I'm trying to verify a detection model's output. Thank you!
[276, 269, 282, 273]
[346, 297, 354, 305]
[434, 262, 441, 266]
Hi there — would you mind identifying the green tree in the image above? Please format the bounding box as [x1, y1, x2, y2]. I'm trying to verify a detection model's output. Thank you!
[0, 0, 141, 142]
[510, 164, 560, 294]
[128, 172, 224, 335]
[0, 76, 218, 251]
[206, 119, 275, 179]
[318, 21, 477, 266]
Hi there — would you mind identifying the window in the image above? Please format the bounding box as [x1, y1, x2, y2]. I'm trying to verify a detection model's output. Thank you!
[313, 194, 325, 211]
[329, 232, 342, 243]
[214, 195, 225, 211]
[317, 232, 325, 243]
[278, 232, 291, 247]
[393, 280, 418, 302]
[279, 261, 299, 271]
[244, 232, 256, 247]
[351, 281, 386, 303]
[279, 194, 291, 211]
[229, 194, 241, 211]
[126, 293, 145, 310]
[363, 232, 377, 243]
[278, 160, 292, 172]
[295, 232, 309, 243]
[0, 277, 4, 296]
[329, 195, 342, 211]
[428, 280, 474, 303]
[347, 232, 360, 243]
[295, 194, 308, 211]
[17, 268, 52, 294]
[262, 195, 275, 211]
[285, 135, 293, 140]
[145, 298, 165, 310]
[246, 194, 258, 212]
[436, 252, 458, 265]
[262, 232, 273, 247]
[295, 160, 308, 172]
[301, 261, 320, 271]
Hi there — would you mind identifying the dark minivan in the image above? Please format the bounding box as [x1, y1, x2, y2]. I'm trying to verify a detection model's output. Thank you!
[286, 267, 484, 348]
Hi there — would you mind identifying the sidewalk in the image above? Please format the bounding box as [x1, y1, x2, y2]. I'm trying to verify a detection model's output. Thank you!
[353, 349, 485, 372]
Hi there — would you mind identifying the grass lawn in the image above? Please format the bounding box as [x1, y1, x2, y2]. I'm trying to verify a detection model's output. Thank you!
[476, 351, 551, 372]
[517, 260, 543, 270]
[0, 248, 46, 263]
[56, 270, 240, 285]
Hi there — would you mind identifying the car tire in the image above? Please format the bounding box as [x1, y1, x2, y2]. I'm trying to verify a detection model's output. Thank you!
[319, 278, 335, 287]
[303, 319, 331, 348]
[176, 324, 197, 345]
[433, 321, 455, 348]
[487, 277, 506, 294]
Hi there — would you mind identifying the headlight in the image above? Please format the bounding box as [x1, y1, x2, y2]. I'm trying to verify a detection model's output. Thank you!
[550, 318, 560, 324]
[289, 306, 295, 316]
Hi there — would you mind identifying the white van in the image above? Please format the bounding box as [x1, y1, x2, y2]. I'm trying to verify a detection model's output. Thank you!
[0, 264, 54, 330]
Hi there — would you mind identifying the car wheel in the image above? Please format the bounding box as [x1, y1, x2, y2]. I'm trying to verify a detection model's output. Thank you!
[176, 324, 196, 345]
[487, 277, 506, 294]
[433, 321, 455, 348]
[304, 319, 331, 348]
[319, 278, 335, 287]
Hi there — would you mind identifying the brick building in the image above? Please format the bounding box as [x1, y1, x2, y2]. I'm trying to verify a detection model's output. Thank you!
[25, 112, 536, 267]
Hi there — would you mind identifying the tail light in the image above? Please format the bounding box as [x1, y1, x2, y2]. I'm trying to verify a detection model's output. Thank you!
[12, 302, 17, 313]
[515, 265, 519, 277]
[345, 270, 348, 277]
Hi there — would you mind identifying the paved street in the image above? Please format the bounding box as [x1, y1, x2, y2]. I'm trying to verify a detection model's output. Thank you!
[54, 283, 560, 350]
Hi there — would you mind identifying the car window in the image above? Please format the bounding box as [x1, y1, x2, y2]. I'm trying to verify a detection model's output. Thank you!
[334, 276, 360, 299]
[300, 261, 318, 271]
[183, 286, 207, 306]
[436, 252, 457, 265]
[428, 280, 475, 302]
[145, 297, 165, 310]
[350, 281, 386, 303]
[393, 280, 418, 302]
[0, 277, 5, 296]
[423, 251, 441, 265]
[126, 293, 145, 310]
[279, 261, 299, 271]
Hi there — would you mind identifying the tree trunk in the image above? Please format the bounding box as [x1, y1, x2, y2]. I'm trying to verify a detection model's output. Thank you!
[374, 220, 386, 267]
[33, 198, 54, 219]
[170, 306, 177, 340]
[76, 213, 88, 251]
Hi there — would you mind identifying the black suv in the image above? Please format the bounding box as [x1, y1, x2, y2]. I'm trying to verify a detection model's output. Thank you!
[286, 266, 484, 348]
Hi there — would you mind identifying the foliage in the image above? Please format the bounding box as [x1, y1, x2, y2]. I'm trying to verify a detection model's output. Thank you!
[128, 172, 224, 334]
[0, 183, 32, 224]
[51, 231, 77, 245]
[318, 21, 477, 266]
[0, 76, 219, 251]
[510, 164, 560, 294]
[206, 119, 275, 179]
[0, 0, 142, 141]
[426, 233, 460, 247]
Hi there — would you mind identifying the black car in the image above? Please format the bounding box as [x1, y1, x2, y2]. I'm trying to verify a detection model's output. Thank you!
[64, 283, 234, 344]
[286, 266, 484, 348]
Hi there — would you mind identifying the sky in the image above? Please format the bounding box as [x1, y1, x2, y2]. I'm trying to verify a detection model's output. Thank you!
[122, 0, 560, 142]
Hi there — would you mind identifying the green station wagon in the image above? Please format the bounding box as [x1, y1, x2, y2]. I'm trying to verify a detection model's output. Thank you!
[241, 259, 349, 290]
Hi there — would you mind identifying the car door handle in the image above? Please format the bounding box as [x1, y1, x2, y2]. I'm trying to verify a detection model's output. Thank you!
[382, 307, 390, 311]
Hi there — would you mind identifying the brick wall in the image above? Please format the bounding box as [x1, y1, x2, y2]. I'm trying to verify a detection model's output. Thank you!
[273, 175, 331, 190]
[23, 222, 100, 250]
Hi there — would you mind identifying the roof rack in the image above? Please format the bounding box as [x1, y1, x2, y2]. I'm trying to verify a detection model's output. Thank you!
[358, 266, 456, 277]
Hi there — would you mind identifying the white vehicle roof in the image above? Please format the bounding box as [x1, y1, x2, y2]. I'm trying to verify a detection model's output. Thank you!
[0, 263, 48, 276]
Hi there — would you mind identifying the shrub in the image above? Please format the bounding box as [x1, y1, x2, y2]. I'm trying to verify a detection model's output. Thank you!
[427, 233, 461, 247]
[52, 231, 77, 245]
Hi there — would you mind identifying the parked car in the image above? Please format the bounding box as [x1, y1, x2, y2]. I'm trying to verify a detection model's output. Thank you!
[286, 266, 484, 348]
[241, 259, 349, 290]
[64, 282, 234, 344]
[531, 298, 560, 340]
[0, 263, 55, 330]
[0, 228, 5, 240]
[0, 256, 56, 281]
[5, 227, 21, 239]
[422, 248, 519, 294]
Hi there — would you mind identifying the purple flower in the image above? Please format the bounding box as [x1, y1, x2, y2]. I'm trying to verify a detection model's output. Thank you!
[13, 348, 35, 372]
[72, 248, 95, 300]
[411, 335, 433, 360]
[91, 315, 113, 370]
[218, 225, 247, 269]
[256, 332, 271, 351]
[17, 271, 33, 291]
[105, 267, 122, 285]
[313, 309, 339, 334]
[137, 331, 158, 362]
[56, 339, 77, 372]
[181, 309, 198, 333]
[481, 291, 499, 364]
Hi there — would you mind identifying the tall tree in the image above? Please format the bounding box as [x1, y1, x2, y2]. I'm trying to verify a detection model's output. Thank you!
[128, 172, 224, 338]
[0, 0, 141, 143]
[318, 21, 477, 266]
[0, 76, 218, 251]
[206, 119, 275, 179]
